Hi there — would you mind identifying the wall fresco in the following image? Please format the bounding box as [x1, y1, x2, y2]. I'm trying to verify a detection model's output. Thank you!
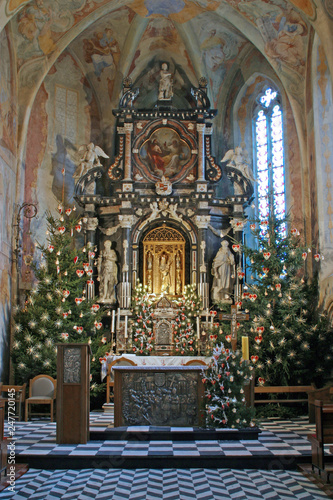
[192, 13, 246, 106]
[0, 28, 16, 381]
[70, 9, 131, 106]
[22, 53, 99, 263]
[313, 41, 333, 297]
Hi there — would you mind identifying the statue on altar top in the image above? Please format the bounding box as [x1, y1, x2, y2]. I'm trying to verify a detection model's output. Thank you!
[158, 63, 173, 101]
[211, 240, 235, 303]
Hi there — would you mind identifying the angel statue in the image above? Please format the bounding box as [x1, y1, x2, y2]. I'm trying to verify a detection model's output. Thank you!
[73, 142, 109, 179]
[221, 146, 256, 182]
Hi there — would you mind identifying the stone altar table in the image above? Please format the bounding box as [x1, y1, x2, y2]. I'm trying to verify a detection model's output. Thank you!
[113, 366, 206, 427]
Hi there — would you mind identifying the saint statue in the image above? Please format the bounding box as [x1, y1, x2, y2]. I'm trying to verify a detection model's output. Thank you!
[211, 240, 235, 303]
[159, 253, 171, 293]
[97, 240, 118, 303]
[158, 63, 173, 100]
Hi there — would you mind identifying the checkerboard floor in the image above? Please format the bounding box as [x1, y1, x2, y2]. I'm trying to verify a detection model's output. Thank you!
[2, 413, 332, 498]
[4, 412, 332, 460]
[0, 467, 329, 499]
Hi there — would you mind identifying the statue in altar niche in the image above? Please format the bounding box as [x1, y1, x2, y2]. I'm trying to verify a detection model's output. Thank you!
[211, 240, 235, 303]
[97, 240, 118, 303]
[158, 63, 173, 100]
[159, 252, 171, 293]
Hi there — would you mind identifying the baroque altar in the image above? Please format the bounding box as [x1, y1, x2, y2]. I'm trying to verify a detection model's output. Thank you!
[73, 69, 254, 353]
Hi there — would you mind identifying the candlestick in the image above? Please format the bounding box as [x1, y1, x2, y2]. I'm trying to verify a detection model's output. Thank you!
[242, 336, 249, 360]
[111, 310, 115, 333]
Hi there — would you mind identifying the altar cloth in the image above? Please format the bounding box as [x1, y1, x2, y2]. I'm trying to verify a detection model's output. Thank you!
[101, 355, 210, 380]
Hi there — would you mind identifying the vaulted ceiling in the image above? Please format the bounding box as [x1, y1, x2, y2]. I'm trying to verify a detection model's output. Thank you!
[2, 0, 333, 150]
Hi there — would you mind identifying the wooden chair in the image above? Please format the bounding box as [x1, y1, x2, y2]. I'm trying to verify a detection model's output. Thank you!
[0, 383, 26, 421]
[106, 358, 136, 403]
[25, 375, 57, 422]
[308, 385, 333, 423]
[307, 400, 333, 482]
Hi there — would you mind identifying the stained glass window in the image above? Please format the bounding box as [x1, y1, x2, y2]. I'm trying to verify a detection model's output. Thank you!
[254, 88, 286, 235]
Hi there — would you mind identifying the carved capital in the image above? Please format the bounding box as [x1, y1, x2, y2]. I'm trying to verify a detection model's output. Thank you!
[194, 215, 211, 229]
[119, 214, 136, 228]
[85, 217, 99, 231]
[197, 123, 205, 133]
[124, 123, 134, 132]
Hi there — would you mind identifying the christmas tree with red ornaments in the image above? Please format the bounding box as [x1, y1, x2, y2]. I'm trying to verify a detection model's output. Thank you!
[172, 284, 201, 355]
[12, 207, 110, 402]
[238, 213, 332, 388]
[130, 282, 155, 355]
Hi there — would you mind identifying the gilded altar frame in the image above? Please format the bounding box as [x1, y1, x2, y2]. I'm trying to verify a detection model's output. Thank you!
[143, 225, 185, 296]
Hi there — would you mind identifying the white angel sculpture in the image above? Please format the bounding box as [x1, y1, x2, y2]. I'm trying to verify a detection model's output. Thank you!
[221, 146, 256, 182]
[73, 142, 109, 179]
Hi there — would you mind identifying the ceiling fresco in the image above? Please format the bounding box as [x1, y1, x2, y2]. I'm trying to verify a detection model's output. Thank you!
[1, 0, 333, 149]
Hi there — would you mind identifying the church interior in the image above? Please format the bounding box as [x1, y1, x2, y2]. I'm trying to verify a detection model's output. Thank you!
[1, 0, 333, 498]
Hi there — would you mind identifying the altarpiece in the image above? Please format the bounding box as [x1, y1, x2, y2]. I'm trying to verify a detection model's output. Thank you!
[73, 74, 253, 354]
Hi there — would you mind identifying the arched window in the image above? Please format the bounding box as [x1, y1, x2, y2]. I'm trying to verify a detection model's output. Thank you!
[254, 88, 286, 233]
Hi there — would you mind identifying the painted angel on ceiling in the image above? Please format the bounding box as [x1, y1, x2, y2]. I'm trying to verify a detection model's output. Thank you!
[221, 146, 256, 183]
[73, 142, 109, 179]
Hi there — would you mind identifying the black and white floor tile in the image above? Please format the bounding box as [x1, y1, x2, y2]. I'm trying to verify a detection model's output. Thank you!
[4, 414, 332, 460]
[2, 413, 332, 499]
[0, 467, 329, 499]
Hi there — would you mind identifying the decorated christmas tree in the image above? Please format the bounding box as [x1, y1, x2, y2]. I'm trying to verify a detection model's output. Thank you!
[203, 343, 255, 428]
[172, 284, 201, 355]
[12, 207, 111, 403]
[237, 213, 332, 387]
[130, 282, 155, 355]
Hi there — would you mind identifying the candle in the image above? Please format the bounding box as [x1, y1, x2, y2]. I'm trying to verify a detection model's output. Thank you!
[111, 310, 115, 333]
[124, 315, 128, 339]
[196, 316, 200, 340]
[117, 308, 120, 330]
[242, 336, 249, 360]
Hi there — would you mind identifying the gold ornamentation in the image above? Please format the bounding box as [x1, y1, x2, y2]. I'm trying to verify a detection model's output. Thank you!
[143, 225, 185, 296]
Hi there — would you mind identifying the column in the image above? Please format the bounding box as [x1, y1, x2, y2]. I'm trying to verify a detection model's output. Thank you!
[118, 214, 135, 309]
[196, 123, 206, 185]
[123, 122, 133, 181]
[195, 215, 211, 310]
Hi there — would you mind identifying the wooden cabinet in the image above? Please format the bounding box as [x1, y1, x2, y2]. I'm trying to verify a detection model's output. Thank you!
[56, 344, 91, 444]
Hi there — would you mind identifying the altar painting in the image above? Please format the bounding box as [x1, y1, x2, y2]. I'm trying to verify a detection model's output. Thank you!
[140, 128, 190, 179]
